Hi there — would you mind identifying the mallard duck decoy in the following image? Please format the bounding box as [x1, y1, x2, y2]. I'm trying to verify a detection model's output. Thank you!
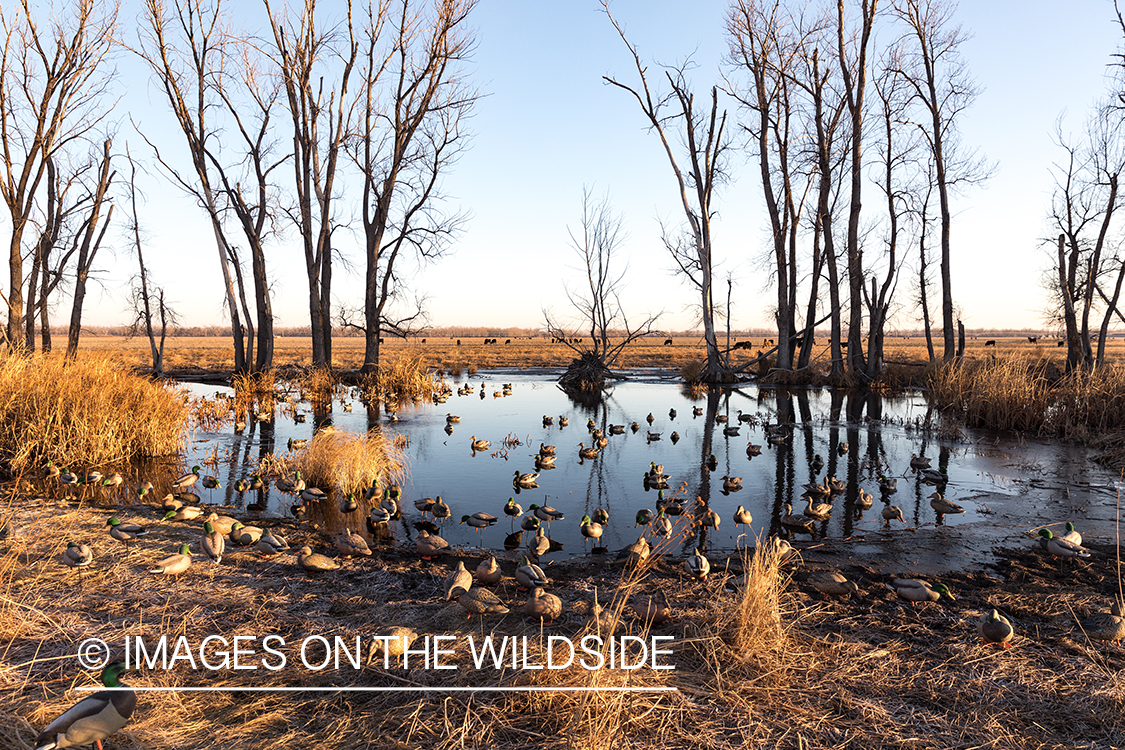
[203, 512, 239, 536]
[837, 442, 849, 456]
[978, 609, 1015, 648]
[414, 497, 434, 517]
[136, 481, 153, 500]
[453, 585, 509, 618]
[827, 476, 846, 494]
[149, 544, 193, 578]
[255, 529, 289, 557]
[523, 586, 563, 623]
[878, 475, 897, 494]
[444, 561, 473, 601]
[513, 470, 539, 488]
[172, 465, 201, 491]
[630, 421, 640, 433]
[106, 517, 147, 547]
[590, 507, 609, 525]
[803, 481, 829, 497]
[1059, 521, 1082, 545]
[631, 591, 672, 625]
[446, 413, 461, 423]
[577, 442, 599, 460]
[810, 454, 825, 473]
[61, 541, 93, 573]
[652, 508, 673, 538]
[300, 486, 327, 504]
[580, 515, 603, 542]
[715, 414, 728, 424]
[1080, 605, 1125, 645]
[635, 508, 654, 527]
[881, 503, 905, 525]
[529, 503, 564, 524]
[559, 416, 568, 426]
[200, 474, 221, 499]
[229, 522, 263, 546]
[297, 545, 340, 572]
[543, 415, 554, 427]
[340, 493, 360, 514]
[733, 505, 753, 530]
[503, 497, 523, 526]
[366, 626, 418, 667]
[746, 443, 762, 457]
[535, 453, 557, 469]
[335, 528, 372, 558]
[416, 529, 450, 559]
[35, 661, 135, 750]
[891, 578, 953, 606]
[808, 571, 860, 598]
[909, 454, 931, 470]
[162, 505, 204, 523]
[722, 425, 740, 437]
[922, 467, 948, 486]
[233, 478, 250, 494]
[539, 443, 557, 457]
[202, 521, 225, 563]
[700, 506, 721, 529]
[101, 473, 124, 492]
[692, 406, 704, 417]
[527, 527, 551, 557]
[475, 555, 502, 586]
[619, 536, 651, 568]
[803, 495, 832, 520]
[520, 513, 541, 532]
[685, 548, 710, 579]
[781, 502, 816, 531]
[1037, 529, 1091, 558]
[431, 496, 452, 521]
[929, 492, 965, 517]
[43, 461, 60, 484]
[276, 471, 304, 494]
[515, 556, 549, 589]
[470, 436, 490, 452]
[856, 489, 874, 509]
[721, 475, 743, 493]
[646, 431, 662, 442]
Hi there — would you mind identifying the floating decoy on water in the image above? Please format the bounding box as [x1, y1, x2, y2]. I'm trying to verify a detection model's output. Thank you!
[803, 495, 832, 520]
[881, 503, 904, 525]
[781, 502, 815, 532]
[35, 661, 135, 750]
[803, 481, 829, 498]
[670, 431, 680, 444]
[609, 424, 625, 435]
[543, 415, 554, 427]
[652, 508, 673, 538]
[827, 476, 846, 494]
[808, 571, 861, 598]
[878, 475, 897, 494]
[149, 544, 193, 578]
[559, 416, 568, 426]
[692, 406, 703, 417]
[202, 521, 225, 563]
[669, 408, 677, 420]
[523, 587, 563, 623]
[106, 517, 147, 547]
[837, 442, 849, 456]
[470, 436, 490, 452]
[287, 438, 308, 451]
[706, 454, 718, 471]
[1038, 529, 1091, 558]
[722, 425, 740, 437]
[513, 470, 539, 488]
[746, 443, 762, 457]
[810, 454, 824, 473]
[978, 609, 1015, 648]
[715, 414, 728, 424]
[891, 578, 953, 606]
[630, 422, 640, 433]
[857, 489, 875, 509]
[721, 475, 743, 493]
[297, 546, 340, 572]
[922, 467, 948, 486]
[909, 454, 931, 470]
[685, 548, 710, 579]
[737, 409, 754, 424]
[446, 413, 461, 424]
[535, 453, 557, 470]
[539, 443, 557, 457]
[635, 508, 654, 527]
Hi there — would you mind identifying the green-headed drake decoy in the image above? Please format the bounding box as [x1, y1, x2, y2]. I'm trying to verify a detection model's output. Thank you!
[340, 493, 359, 514]
[106, 518, 147, 547]
[634, 508, 654, 527]
[149, 544, 193, 578]
[172, 465, 201, 491]
[515, 557, 549, 590]
[878, 475, 897, 494]
[653, 508, 673, 538]
[529, 503, 563, 524]
[162, 506, 203, 523]
[1038, 529, 1091, 558]
[229, 522, 263, 546]
[504, 497, 522, 527]
[978, 609, 1014, 648]
[580, 515, 603, 542]
[513, 470, 539, 488]
[34, 661, 134, 750]
[1059, 521, 1082, 545]
[592, 507, 609, 526]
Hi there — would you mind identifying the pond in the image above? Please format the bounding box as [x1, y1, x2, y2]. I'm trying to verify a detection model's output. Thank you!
[176, 371, 1122, 574]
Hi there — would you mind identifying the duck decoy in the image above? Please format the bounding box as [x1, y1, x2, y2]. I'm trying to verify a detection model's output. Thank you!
[255, 529, 289, 557]
[929, 492, 965, 518]
[808, 571, 861, 598]
[781, 502, 815, 531]
[827, 476, 846, 494]
[909, 454, 931, 470]
[577, 442, 599, 460]
[746, 443, 762, 457]
[580, 515, 603, 543]
[670, 431, 680, 444]
[668, 408, 677, 420]
[503, 497, 523, 528]
[523, 587, 563, 623]
[202, 521, 225, 563]
[446, 413, 461, 423]
[630, 422, 640, 433]
[803, 481, 830, 497]
[431, 496, 452, 521]
[527, 527, 551, 557]
[535, 453, 557, 470]
[635, 508, 654, 527]
[529, 503, 564, 524]
[340, 493, 360, 514]
[837, 442, 849, 456]
[692, 406, 703, 417]
[619, 536, 651, 568]
[106, 517, 147, 547]
[715, 414, 728, 424]
[136, 481, 153, 500]
[857, 489, 875, 509]
[162, 506, 204, 523]
[203, 512, 239, 536]
[706, 454, 718, 471]
[722, 425, 740, 437]
[803, 495, 832, 520]
[475, 555, 503, 586]
[1079, 601, 1125, 645]
[646, 431, 661, 442]
[416, 529, 450, 559]
[513, 470, 539, 488]
[149, 544, 193, 578]
[297, 545, 341, 572]
[721, 475, 743, 493]
[685, 548, 710, 579]
[1059, 521, 1082, 545]
[1037, 529, 1091, 558]
[101, 473, 124, 493]
[35, 661, 135, 750]
[61, 542, 93, 577]
[653, 508, 673, 538]
[881, 503, 905, 525]
[452, 585, 509, 618]
[172, 465, 201, 491]
[470, 436, 490, 452]
[559, 416, 568, 427]
[335, 528, 372, 558]
[891, 578, 953, 606]
[733, 505, 753, 530]
[922, 467, 948, 486]
[631, 591, 672, 625]
[810, 454, 824, 473]
[542, 415, 554, 427]
[300, 486, 327, 504]
[978, 609, 1015, 648]
[229, 522, 263, 546]
[878, 475, 897, 494]
[515, 556, 549, 589]
[444, 561, 473, 601]
[414, 497, 434, 517]
[539, 443, 557, 457]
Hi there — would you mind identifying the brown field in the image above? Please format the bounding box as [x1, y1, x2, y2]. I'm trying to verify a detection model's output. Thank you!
[74, 332, 1125, 377]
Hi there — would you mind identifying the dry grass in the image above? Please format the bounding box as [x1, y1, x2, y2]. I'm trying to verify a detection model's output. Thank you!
[0, 354, 188, 472]
[362, 352, 442, 405]
[264, 427, 407, 498]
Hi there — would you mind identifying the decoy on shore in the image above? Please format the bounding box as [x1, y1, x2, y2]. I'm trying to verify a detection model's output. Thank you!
[34, 661, 135, 750]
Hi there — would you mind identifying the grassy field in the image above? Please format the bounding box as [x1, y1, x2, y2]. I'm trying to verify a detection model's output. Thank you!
[74, 332, 1124, 376]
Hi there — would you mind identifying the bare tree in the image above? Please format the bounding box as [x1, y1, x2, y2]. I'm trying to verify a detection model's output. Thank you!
[0, 0, 118, 350]
[134, 0, 250, 371]
[266, 0, 357, 367]
[65, 138, 116, 359]
[348, 0, 477, 373]
[602, 3, 731, 382]
[546, 188, 662, 392]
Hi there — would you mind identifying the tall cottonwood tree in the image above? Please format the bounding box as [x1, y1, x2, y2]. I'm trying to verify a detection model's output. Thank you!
[0, 0, 118, 350]
[65, 138, 115, 359]
[349, 0, 477, 373]
[603, 3, 732, 382]
[266, 0, 357, 367]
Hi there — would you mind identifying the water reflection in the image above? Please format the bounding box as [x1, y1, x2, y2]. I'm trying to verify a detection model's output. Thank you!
[166, 375, 1122, 571]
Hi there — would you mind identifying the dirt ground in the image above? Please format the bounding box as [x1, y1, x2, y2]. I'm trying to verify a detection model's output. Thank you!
[2, 491, 1123, 749]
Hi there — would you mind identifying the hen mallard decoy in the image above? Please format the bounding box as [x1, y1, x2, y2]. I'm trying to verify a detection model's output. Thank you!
[1037, 529, 1091, 558]
[1079, 607, 1125, 645]
[446, 413, 461, 424]
[803, 481, 830, 498]
[335, 528, 372, 558]
[539, 443, 557, 457]
[475, 555, 502, 586]
[255, 529, 289, 557]
[416, 530, 450, 559]
[837, 442, 849, 455]
[746, 443, 762, 457]
[721, 475, 743, 493]
[827, 476, 846, 494]
[978, 609, 1015, 648]
[733, 505, 753, 530]
[431, 496, 452, 521]
[692, 406, 704, 417]
[922, 467, 948, 486]
[444, 561, 473, 601]
[577, 442, 599, 460]
[297, 545, 340, 572]
[909, 454, 931, 470]
[808, 571, 860, 598]
[803, 495, 833, 520]
[856, 489, 874, 510]
[535, 453, 557, 469]
[203, 512, 239, 536]
[367, 626, 418, 667]
[523, 587, 563, 623]
[685, 548, 710, 579]
[891, 578, 953, 606]
[781, 502, 815, 531]
[149, 544, 193, 578]
[810, 454, 825, 473]
[529, 503, 564, 524]
[202, 522, 225, 563]
[527, 527, 551, 557]
[453, 585, 509, 618]
[631, 591, 672, 625]
[513, 470, 540, 489]
[35, 661, 135, 750]
[881, 503, 905, 525]
[172, 465, 201, 491]
[470, 436, 490, 452]
[619, 536, 651, 568]
[929, 492, 965, 517]
[106, 517, 147, 547]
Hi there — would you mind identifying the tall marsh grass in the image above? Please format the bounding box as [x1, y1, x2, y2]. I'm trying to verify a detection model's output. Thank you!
[285, 427, 406, 496]
[0, 354, 188, 470]
[362, 353, 441, 404]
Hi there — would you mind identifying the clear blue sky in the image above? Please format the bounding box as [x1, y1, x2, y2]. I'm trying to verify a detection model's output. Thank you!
[79, 0, 1124, 333]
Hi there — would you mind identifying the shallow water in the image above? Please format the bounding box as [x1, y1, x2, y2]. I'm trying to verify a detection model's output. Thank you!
[176, 372, 1123, 574]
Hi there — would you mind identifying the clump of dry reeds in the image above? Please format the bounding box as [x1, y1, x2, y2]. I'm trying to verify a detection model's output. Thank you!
[361, 353, 440, 404]
[281, 427, 406, 496]
[0, 353, 188, 470]
[231, 368, 277, 398]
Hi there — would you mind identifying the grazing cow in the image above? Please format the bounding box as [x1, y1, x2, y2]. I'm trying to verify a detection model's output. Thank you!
[841, 341, 848, 350]
[731, 341, 753, 351]
[984, 340, 996, 347]
[379, 338, 384, 344]
[1028, 336, 1039, 344]
[505, 339, 511, 344]
[421, 338, 426, 343]
[664, 338, 673, 346]
[457, 339, 461, 346]
[1057, 340, 1065, 347]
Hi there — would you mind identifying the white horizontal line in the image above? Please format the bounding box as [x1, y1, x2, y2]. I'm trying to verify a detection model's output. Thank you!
[78, 686, 678, 693]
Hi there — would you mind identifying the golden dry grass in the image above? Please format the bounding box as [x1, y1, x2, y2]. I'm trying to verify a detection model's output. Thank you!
[260, 427, 407, 499]
[0, 354, 189, 472]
